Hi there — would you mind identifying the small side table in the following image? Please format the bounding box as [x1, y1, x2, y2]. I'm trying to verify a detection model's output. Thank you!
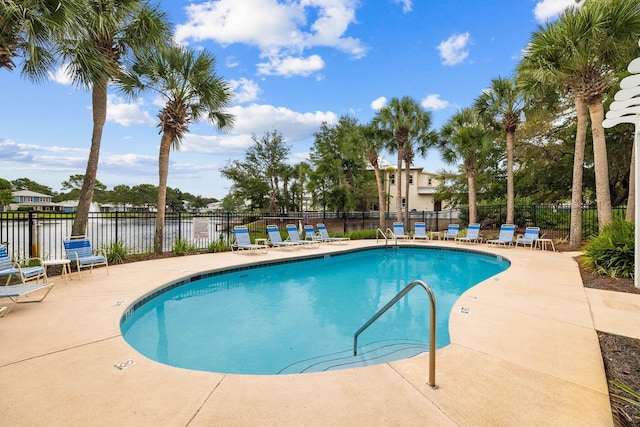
[254, 238, 269, 246]
[429, 231, 443, 240]
[42, 259, 72, 284]
[535, 238, 556, 252]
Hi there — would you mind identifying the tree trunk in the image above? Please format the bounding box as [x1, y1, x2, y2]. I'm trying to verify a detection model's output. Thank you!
[404, 162, 410, 228]
[588, 98, 614, 229]
[155, 132, 173, 254]
[72, 80, 107, 236]
[373, 165, 385, 229]
[467, 168, 477, 225]
[569, 98, 588, 249]
[506, 130, 515, 224]
[396, 150, 403, 224]
[626, 138, 635, 222]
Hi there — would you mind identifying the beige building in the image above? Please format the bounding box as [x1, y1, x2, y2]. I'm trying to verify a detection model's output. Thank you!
[385, 166, 450, 213]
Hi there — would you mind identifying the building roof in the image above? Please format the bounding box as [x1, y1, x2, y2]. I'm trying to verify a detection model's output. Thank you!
[12, 190, 52, 198]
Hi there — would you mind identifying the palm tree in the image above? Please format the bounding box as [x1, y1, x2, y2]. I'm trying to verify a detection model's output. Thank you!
[60, 0, 170, 236]
[475, 76, 523, 225]
[518, 0, 640, 244]
[0, 0, 77, 79]
[438, 107, 496, 225]
[120, 44, 234, 253]
[374, 96, 434, 227]
[355, 122, 391, 229]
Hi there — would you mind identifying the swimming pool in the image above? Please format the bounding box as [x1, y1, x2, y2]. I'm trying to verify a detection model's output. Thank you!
[121, 246, 509, 375]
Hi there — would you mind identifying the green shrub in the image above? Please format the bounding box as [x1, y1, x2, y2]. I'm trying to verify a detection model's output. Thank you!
[611, 380, 640, 408]
[347, 229, 377, 239]
[101, 241, 130, 264]
[582, 220, 634, 278]
[172, 239, 198, 256]
[206, 239, 229, 253]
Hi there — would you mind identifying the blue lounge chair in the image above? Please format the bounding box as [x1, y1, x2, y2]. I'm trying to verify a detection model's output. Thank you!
[317, 223, 350, 243]
[455, 223, 483, 244]
[266, 225, 302, 248]
[486, 224, 516, 246]
[441, 224, 460, 240]
[515, 227, 540, 249]
[63, 236, 109, 279]
[286, 224, 318, 247]
[413, 222, 429, 241]
[232, 226, 269, 254]
[0, 245, 47, 285]
[392, 222, 410, 240]
[0, 282, 55, 317]
[304, 225, 326, 242]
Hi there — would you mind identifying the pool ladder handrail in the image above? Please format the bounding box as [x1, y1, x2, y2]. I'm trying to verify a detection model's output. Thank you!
[353, 279, 437, 388]
[376, 228, 398, 247]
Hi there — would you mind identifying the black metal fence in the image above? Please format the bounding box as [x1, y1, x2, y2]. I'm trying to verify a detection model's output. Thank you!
[0, 205, 626, 260]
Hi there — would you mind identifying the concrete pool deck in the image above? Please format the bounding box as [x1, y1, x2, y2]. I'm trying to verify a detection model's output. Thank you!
[1, 239, 639, 426]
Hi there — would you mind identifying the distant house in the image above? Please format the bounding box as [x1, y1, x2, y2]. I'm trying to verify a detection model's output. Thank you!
[10, 190, 62, 211]
[384, 167, 453, 213]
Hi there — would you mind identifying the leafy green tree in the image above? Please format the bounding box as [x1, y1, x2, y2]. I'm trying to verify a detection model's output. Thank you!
[60, 0, 171, 237]
[0, 178, 13, 210]
[374, 96, 434, 226]
[221, 130, 290, 211]
[290, 161, 312, 212]
[10, 178, 53, 195]
[308, 116, 367, 212]
[58, 175, 106, 202]
[131, 184, 157, 209]
[121, 43, 233, 253]
[438, 107, 498, 224]
[475, 76, 524, 225]
[109, 184, 133, 209]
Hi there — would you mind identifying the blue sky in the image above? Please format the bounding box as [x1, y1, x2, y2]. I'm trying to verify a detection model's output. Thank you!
[0, 0, 576, 199]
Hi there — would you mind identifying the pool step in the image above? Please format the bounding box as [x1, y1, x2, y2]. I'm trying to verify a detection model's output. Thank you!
[277, 339, 428, 374]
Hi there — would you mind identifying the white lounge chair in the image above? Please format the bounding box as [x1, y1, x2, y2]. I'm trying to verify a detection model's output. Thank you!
[63, 236, 109, 279]
[0, 282, 55, 317]
[0, 245, 47, 285]
[456, 224, 483, 244]
[392, 222, 411, 240]
[486, 224, 516, 246]
[515, 227, 540, 249]
[232, 226, 269, 254]
[441, 224, 460, 240]
[266, 225, 302, 249]
[317, 223, 350, 243]
[413, 222, 429, 241]
[286, 224, 318, 247]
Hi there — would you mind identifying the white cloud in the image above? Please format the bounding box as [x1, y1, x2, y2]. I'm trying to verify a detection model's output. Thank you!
[106, 95, 156, 127]
[175, 0, 366, 77]
[394, 0, 412, 13]
[257, 54, 325, 77]
[533, 0, 578, 23]
[437, 33, 470, 66]
[229, 78, 261, 103]
[370, 96, 387, 111]
[421, 94, 449, 110]
[49, 64, 74, 85]
[179, 103, 338, 154]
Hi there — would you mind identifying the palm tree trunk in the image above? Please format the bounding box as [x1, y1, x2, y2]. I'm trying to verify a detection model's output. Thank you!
[404, 162, 410, 228]
[467, 168, 477, 225]
[72, 80, 107, 236]
[626, 138, 635, 222]
[506, 130, 515, 224]
[396, 152, 403, 224]
[373, 165, 385, 229]
[588, 99, 614, 228]
[155, 132, 173, 254]
[569, 98, 588, 249]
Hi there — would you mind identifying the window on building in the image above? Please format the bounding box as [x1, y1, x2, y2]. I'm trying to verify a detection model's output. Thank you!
[401, 198, 406, 208]
[409, 174, 414, 185]
[390, 173, 395, 185]
[428, 178, 432, 186]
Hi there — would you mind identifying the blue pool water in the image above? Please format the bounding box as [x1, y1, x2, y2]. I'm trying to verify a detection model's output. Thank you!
[121, 247, 509, 375]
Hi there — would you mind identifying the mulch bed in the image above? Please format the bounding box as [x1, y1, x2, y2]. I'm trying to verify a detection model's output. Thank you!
[574, 253, 640, 427]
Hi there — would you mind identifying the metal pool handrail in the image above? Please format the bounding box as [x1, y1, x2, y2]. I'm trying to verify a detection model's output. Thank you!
[353, 279, 437, 388]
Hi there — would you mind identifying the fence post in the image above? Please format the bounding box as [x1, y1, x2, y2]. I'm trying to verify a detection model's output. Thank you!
[28, 211, 35, 258]
[115, 211, 119, 242]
